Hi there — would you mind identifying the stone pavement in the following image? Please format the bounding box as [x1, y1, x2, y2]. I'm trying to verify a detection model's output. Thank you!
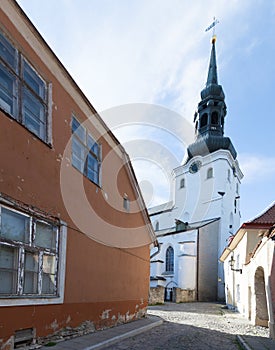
[237, 334, 275, 350]
[37, 303, 275, 350]
[39, 316, 162, 350]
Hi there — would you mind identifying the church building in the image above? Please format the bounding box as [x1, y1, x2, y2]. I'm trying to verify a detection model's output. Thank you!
[149, 36, 243, 303]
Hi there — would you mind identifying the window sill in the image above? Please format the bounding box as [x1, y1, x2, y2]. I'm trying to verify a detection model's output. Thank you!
[162, 271, 174, 276]
[0, 295, 64, 307]
[0, 108, 53, 149]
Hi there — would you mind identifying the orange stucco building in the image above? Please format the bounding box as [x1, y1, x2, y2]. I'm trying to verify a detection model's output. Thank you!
[0, 1, 156, 348]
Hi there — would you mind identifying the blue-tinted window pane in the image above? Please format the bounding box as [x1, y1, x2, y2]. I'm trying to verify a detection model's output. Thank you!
[166, 246, 174, 272]
[0, 32, 17, 70]
[87, 134, 99, 156]
[22, 88, 46, 140]
[87, 153, 99, 184]
[23, 60, 45, 100]
[1, 208, 29, 243]
[72, 117, 85, 142]
[72, 136, 85, 173]
[0, 64, 17, 116]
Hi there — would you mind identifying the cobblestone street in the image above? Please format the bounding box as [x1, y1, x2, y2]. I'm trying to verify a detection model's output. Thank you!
[103, 302, 269, 350]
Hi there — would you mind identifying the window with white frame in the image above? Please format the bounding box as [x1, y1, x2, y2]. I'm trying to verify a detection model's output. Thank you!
[71, 116, 101, 186]
[0, 31, 50, 142]
[0, 206, 59, 297]
[180, 178, 185, 189]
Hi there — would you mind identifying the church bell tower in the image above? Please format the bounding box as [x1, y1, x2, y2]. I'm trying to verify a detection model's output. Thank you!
[186, 36, 237, 162]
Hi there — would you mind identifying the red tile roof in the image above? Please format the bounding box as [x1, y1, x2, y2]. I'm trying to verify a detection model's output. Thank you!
[245, 202, 275, 227]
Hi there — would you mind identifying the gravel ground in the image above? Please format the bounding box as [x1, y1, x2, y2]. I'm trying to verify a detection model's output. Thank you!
[103, 302, 269, 350]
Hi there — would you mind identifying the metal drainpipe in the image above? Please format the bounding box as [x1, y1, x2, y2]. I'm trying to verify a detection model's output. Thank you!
[196, 228, 199, 301]
[150, 241, 160, 259]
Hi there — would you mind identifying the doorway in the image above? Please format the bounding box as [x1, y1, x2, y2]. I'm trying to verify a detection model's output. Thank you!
[254, 267, 268, 327]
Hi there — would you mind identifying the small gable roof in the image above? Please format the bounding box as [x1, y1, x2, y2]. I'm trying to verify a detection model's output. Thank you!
[245, 202, 275, 227]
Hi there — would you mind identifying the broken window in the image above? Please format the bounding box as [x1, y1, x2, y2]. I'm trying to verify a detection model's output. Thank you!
[0, 31, 50, 142]
[0, 205, 59, 297]
[72, 116, 101, 186]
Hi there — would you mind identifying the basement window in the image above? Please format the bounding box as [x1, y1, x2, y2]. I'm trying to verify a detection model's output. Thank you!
[14, 328, 34, 349]
[0, 205, 60, 297]
[0, 31, 51, 143]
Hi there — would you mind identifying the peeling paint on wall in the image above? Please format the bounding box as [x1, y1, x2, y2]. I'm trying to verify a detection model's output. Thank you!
[100, 309, 112, 320]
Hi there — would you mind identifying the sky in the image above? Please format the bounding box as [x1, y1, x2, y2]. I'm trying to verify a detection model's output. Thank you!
[16, 0, 275, 223]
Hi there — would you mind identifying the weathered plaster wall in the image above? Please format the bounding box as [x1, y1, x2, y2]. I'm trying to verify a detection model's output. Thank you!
[149, 286, 165, 305]
[0, 2, 153, 348]
[174, 288, 196, 303]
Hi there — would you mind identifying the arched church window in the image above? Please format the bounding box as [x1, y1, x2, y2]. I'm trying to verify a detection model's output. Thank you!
[211, 111, 219, 125]
[155, 221, 159, 231]
[207, 167, 213, 179]
[180, 178, 185, 189]
[166, 246, 174, 273]
[200, 113, 208, 128]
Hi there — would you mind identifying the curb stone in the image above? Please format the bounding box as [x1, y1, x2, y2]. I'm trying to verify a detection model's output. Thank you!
[83, 317, 164, 350]
[236, 335, 252, 350]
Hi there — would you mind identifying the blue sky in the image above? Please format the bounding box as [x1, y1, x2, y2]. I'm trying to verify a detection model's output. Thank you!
[17, 0, 275, 223]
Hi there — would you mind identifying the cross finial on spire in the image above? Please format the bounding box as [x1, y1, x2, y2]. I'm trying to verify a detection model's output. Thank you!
[205, 17, 219, 43]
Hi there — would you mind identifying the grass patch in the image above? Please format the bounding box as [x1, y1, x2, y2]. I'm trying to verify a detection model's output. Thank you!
[44, 341, 57, 347]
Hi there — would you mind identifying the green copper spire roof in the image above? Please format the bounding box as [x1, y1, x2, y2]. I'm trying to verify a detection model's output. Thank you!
[206, 37, 218, 86]
[184, 36, 237, 162]
[200, 36, 224, 100]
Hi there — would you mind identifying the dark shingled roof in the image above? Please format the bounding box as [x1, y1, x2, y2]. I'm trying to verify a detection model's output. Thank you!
[245, 202, 275, 227]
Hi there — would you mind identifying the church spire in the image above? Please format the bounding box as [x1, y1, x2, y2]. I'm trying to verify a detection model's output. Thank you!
[185, 36, 237, 162]
[206, 36, 218, 86]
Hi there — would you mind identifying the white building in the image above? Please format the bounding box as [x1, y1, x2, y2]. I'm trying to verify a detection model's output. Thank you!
[149, 37, 243, 302]
[220, 203, 275, 338]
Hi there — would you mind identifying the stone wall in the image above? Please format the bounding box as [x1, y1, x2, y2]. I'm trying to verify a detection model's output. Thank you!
[174, 288, 196, 303]
[149, 286, 165, 305]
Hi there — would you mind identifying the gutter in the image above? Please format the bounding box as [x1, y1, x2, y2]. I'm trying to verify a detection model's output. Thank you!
[150, 241, 161, 259]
